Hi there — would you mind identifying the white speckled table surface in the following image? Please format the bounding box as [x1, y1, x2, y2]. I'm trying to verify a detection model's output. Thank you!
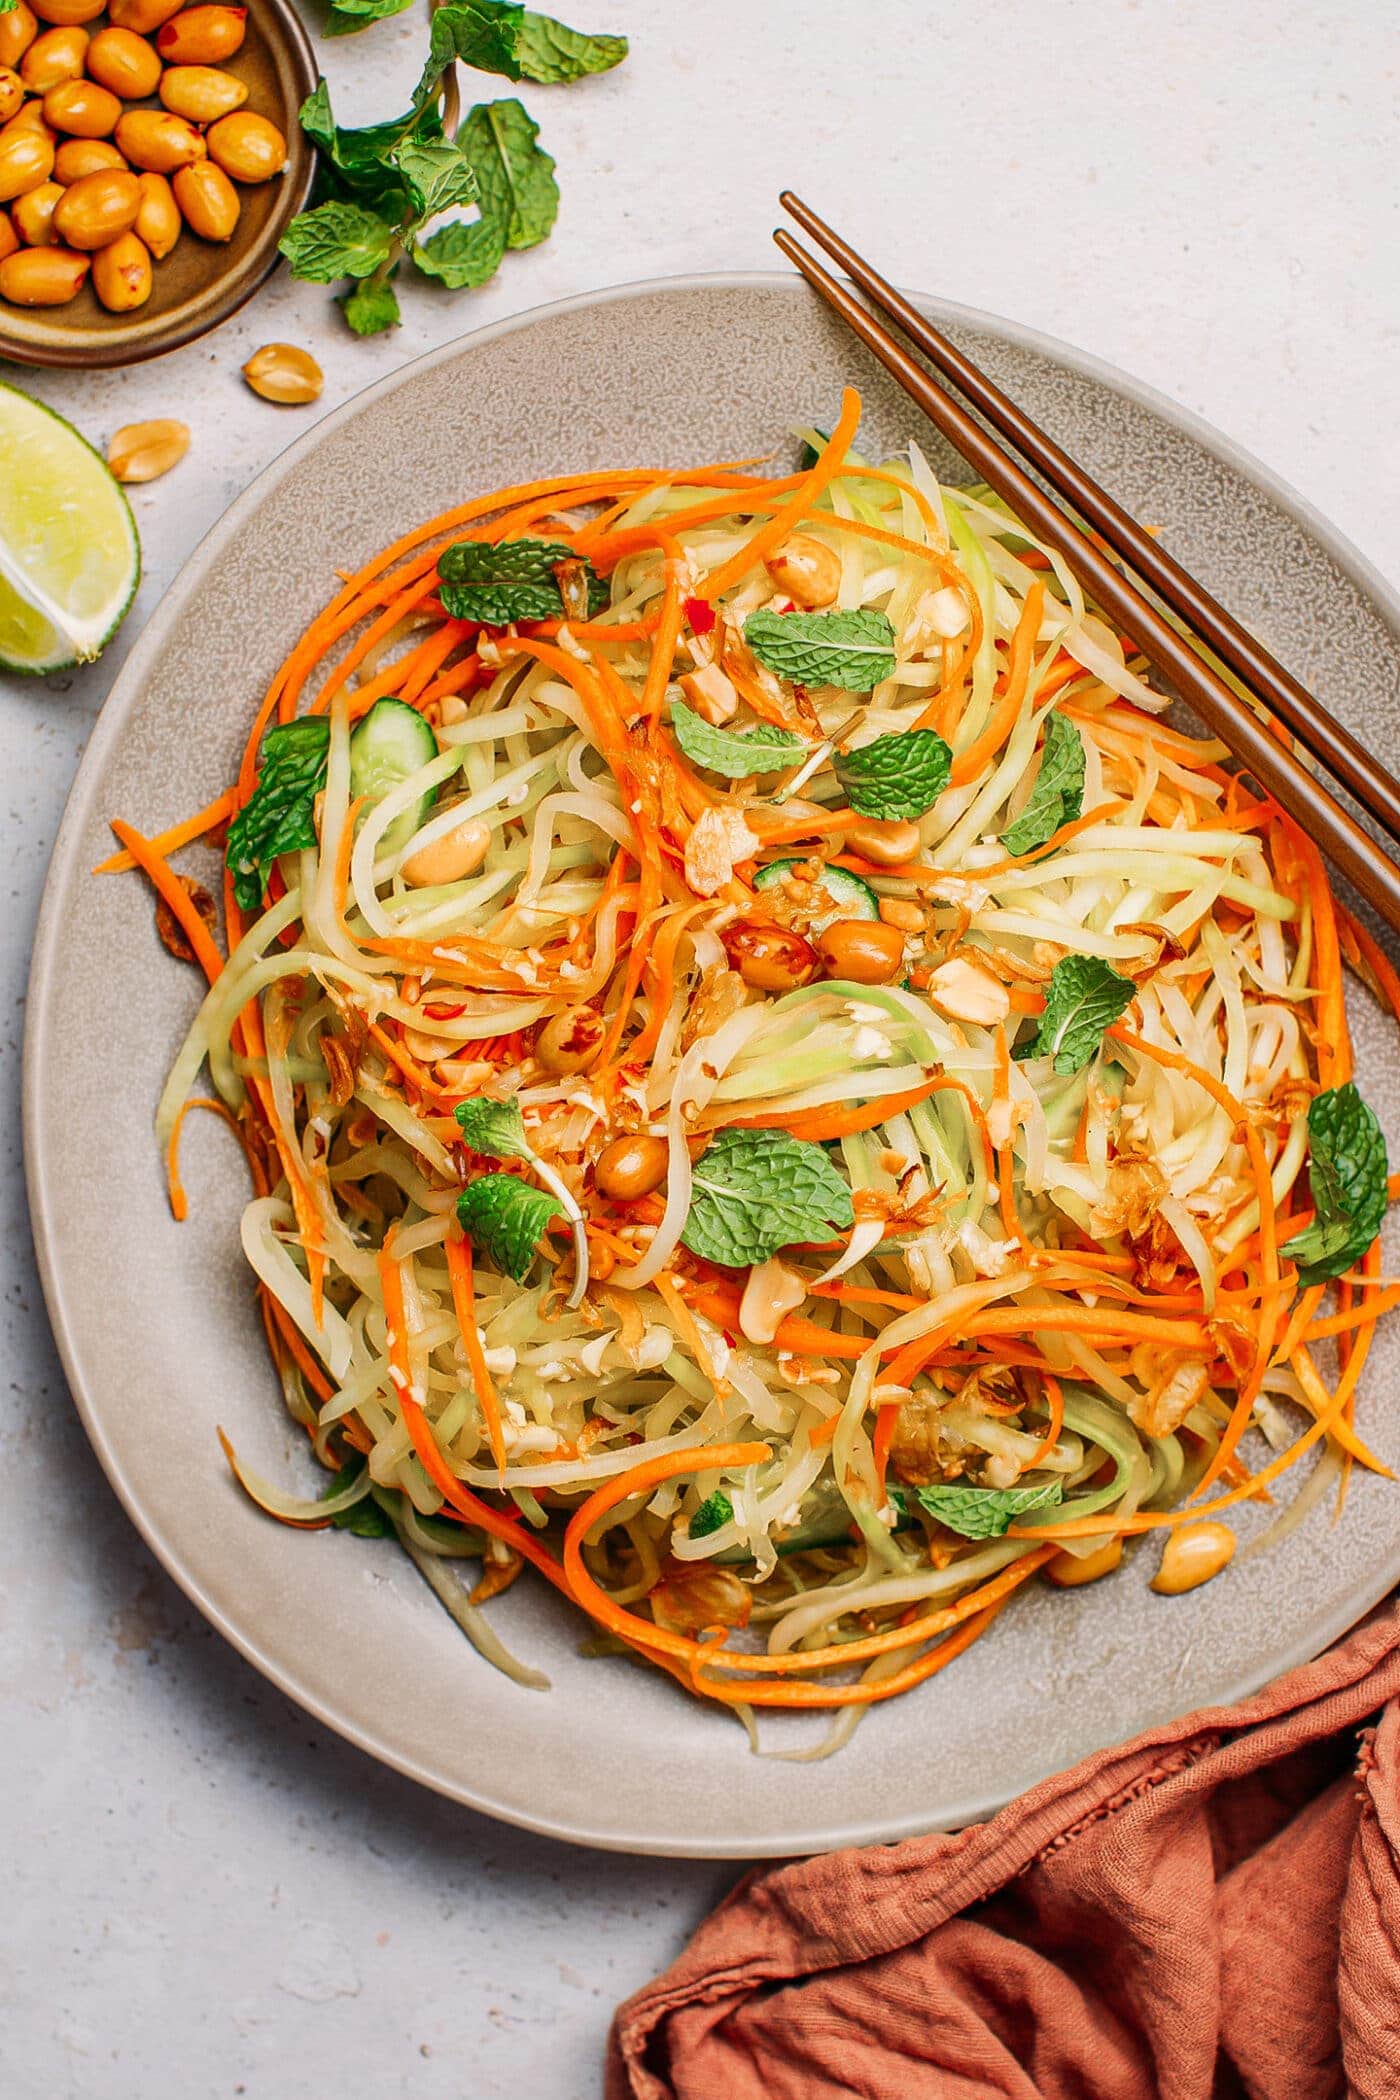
[4, 2, 1398, 2093]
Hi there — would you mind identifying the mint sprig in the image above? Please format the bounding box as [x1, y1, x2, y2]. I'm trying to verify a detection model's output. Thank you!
[1017, 955, 1134, 1076]
[1002, 710, 1086, 857]
[1280, 1083, 1390, 1284]
[283, 1, 624, 333]
[437, 537, 608, 624]
[454, 1097, 531, 1159]
[744, 607, 897, 693]
[833, 728, 951, 821]
[681, 1128, 853, 1269]
[916, 1478, 1063, 1538]
[668, 699, 808, 780]
[225, 718, 330, 915]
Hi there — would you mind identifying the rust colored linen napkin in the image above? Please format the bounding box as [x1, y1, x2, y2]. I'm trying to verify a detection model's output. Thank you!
[608, 1603, 1400, 2099]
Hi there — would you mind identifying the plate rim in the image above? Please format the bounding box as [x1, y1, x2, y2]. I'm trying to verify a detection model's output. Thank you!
[24, 269, 1400, 1857]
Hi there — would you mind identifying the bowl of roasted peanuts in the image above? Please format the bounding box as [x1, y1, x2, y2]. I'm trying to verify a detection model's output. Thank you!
[0, 0, 315, 365]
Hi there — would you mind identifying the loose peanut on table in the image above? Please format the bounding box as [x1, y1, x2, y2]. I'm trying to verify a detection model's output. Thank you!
[106, 416, 190, 481]
[241, 341, 323, 404]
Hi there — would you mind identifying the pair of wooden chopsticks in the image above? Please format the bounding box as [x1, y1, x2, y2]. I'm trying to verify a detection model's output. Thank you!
[774, 193, 1400, 939]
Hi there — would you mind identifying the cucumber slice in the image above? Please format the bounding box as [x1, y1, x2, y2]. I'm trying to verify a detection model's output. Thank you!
[754, 858, 880, 928]
[349, 698, 439, 854]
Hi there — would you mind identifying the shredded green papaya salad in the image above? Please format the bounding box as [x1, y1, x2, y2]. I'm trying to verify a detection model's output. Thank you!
[106, 385, 1399, 1750]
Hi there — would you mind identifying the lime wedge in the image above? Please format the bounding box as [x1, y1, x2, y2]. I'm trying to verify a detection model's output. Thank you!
[0, 381, 140, 676]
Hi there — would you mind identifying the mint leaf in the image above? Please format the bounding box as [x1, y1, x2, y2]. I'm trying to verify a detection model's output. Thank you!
[462, 96, 558, 251]
[688, 1490, 733, 1540]
[339, 275, 400, 336]
[744, 607, 896, 693]
[1280, 1083, 1389, 1284]
[324, 0, 416, 30]
[669, 698, 807, 780]
[833, 728, 951, 821]
[391, 136, 479, 219]
[916, 1479, 1063, 1539]
[279, 199, 395, 282]
[682, 1128, 854, 1269]
[517, 10, 626, 80]
[225, 719, 330, 914]
[1018, 955, 1134, 1076]
[412, 215, 505, 290]
[322, 1461, 391, 1537]
[437, 536, 606, 623]
[419, 0, 524, 94]
[298, 80, 336, 155]
[1002, 710, 1085, 857]
[457, 1174, 559, 1280]
[455, 1097, 531, 1160]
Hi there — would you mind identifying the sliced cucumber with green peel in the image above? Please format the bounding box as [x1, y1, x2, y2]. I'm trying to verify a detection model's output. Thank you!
[0, 381, 140, 675]
[754, 857, 880, 928]
[349, 698, 440, 853]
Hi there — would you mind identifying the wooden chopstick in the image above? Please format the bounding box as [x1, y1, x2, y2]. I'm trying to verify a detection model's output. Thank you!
[772, 221, 1400, 941]
[779, 190, 1400, 853]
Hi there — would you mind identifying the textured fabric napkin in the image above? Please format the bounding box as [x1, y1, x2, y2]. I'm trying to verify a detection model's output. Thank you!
[608, 1603, 1400, 2099]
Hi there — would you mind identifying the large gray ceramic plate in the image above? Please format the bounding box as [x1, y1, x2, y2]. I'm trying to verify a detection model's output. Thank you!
[25, 275, 1400, 1857]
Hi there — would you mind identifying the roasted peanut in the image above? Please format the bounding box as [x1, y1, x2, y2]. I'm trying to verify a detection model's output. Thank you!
[28, 0, 105, 24]
[206, 108, 284, 182]
[43, 78, 122, 136]
[107, 0, 184, 28]
[721, 921, 819, 992]
[0, 99, 53, 140]
[155, 4, 246, 64]
[1151, 1522, 1235, 1596]
[0, 205, 16, 261]
[172, 154, 237, 239]
[0, 125, 54, 200]
[10, 175, 61, 242]
[84, 24, 162, 99]
[594, 1133, 668, 1203]
[1045, 1536, 1124, 1588]
[90, 224, 150, 309]
[878, 896, 925, 934]
[0, 67, 22, 122]
[0, 3, 38, 70]
[400, 815, 490, 888]
[18, 21, 85, 89]
[0, 240, 87, 300]
[114, 107, 205, 171]
[925, 956, 1010, 1026]
[106, 417, 190, 482]
[765, 533, 841, 609]
[534, 1004, 605, 1074]
[159, 62, 246, 122]
[132, 166, 177, 254]
[739, 1255, 806, 1346]
[241, 340, 322, 404]
[842, 815, 923, 867]
[52, 165, 139, 247]
[54, 135, 125, 180]
[817, 916, 907, 985]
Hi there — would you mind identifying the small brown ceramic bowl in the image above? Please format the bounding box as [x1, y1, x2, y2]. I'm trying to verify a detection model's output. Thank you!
[0, 0, 316, 369]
